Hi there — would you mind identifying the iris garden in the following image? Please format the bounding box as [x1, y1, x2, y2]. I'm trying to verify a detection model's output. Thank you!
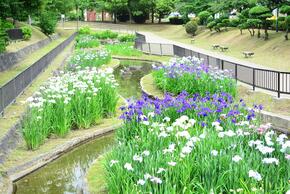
[21, 28, 289, 193]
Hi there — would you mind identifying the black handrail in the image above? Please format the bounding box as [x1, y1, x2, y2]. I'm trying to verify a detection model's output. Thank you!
[134, 32, 290, 97]
[0, 32, 77, 115]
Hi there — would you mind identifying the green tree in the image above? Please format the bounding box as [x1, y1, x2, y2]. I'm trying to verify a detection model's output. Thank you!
[249, 6, 272, 40]
[280, 5, 290, 40]
[155, 0, 175, 23]
[198, 11, 211, 25]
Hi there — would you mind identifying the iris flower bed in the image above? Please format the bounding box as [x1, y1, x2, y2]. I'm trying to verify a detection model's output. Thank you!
[105, 42, 142, 56]
[75, 35, 100, 49]
[105, 92, 289, 193]
[67, 49, 111, 70]
[152, 57, 237, 96]
[22, 68, 119, 150]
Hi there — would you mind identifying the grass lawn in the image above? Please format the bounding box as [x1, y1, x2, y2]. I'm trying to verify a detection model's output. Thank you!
[86, 154, 107, 194]
[60, 22, 290, 71]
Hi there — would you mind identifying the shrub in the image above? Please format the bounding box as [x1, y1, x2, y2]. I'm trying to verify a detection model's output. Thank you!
[75, 35, 100, 48]
[207, 21, 216, 31]
[169, 17, 184, 25]
[67, 12, 81, 21]
[21, 26, 32, 40]
[206, 15, 214, 24]
[118, 34, 136, 42]
[39, 11, 58, 35]
[132, 11, 148, 24]
[198, 11, 211, 25]
[229, 18, 240, 27]
[152, 57, 237, 96]
[94, 30, 118, 39]
[184, 21, 198, 36]
[105, 42, 142, 56]
[79, 26, 92, 35]
[22, 68, 118, 149]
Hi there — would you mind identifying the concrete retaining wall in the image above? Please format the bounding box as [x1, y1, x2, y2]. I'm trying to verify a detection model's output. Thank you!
[0, 34, 58, 72]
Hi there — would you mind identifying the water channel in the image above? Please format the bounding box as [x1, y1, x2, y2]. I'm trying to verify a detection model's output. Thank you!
[13, 59, 153, 194]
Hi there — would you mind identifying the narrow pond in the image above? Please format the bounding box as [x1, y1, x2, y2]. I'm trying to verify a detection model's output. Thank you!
[13, 59, 153, 194]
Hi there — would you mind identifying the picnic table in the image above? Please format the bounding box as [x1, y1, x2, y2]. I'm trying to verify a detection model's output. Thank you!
[243, 51, 254, 58]
[212, 44, 220, 49]
[220, 46, 229, 52]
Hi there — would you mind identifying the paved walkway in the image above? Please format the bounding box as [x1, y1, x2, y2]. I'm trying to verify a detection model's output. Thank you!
[140, 31, 270, 70]
[138, 31, 290, 99]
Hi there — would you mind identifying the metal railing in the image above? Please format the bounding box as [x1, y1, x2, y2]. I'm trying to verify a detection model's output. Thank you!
[135, 32, 290, 98]
[0, 32, 77, 115]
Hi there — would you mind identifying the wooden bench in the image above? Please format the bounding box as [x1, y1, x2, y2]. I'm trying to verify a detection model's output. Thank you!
[243, 51, 254, 58]
[212, 44, 220, 49]
[220, 46, 229, 52]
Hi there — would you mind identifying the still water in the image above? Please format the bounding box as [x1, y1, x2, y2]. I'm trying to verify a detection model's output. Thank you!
[13, 59, 153, 194]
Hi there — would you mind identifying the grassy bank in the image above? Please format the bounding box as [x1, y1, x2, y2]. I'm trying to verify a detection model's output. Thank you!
[61, 22, 290, 71]
[0, 30, 75, 86]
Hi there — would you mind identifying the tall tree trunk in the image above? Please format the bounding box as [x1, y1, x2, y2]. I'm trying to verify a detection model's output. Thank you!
[126, 7, 132, 24]
[101, 10, 104, 22]
[285, 28, 289, 40]
[158, 16, 161, 23]
[257, 28, 260, 38]
[151, 9, 154, 23]
[264, 27, 269, 40]
[113, 13, 117, 24]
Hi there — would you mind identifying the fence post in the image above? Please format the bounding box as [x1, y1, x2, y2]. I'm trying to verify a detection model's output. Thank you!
[221, 60, 224, 70]
[148, 43, 151, 54]
[0, 88, 3, 116]
[235, 64, 238, 82]
[253, 69, 256, 91]
[140, 42, 143, 51]
[198, 52, 201, 59]
[160, 44, 163, 55]
[278, 72, 281, 98]
[207, 55, 210, 66]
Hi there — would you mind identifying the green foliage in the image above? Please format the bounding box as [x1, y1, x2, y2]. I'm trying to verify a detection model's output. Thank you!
[118, 34, 136, 42]
[280, 5, 290, 15]
[197, 11, 211, 25]
[75, 35, 100, 49]
[22, 68, 118, 149]
[207, 21, 216, 31]
[21, 26, 32, 41]
[67, 49, 111, 70]
[79, 26, 92, 35]
[94, 30, 118, 39]
[39, 11, 58, 35]
[229, 18, 240, 27]
[184, 20, 198, 36]
[105, 42, 142, 56]
[67, 12, 82, 21]
[0, 19, 13, 53]
[247, 19, 262, 27]
[249, 6, 272, 19]
[206, 15, 214, 23]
